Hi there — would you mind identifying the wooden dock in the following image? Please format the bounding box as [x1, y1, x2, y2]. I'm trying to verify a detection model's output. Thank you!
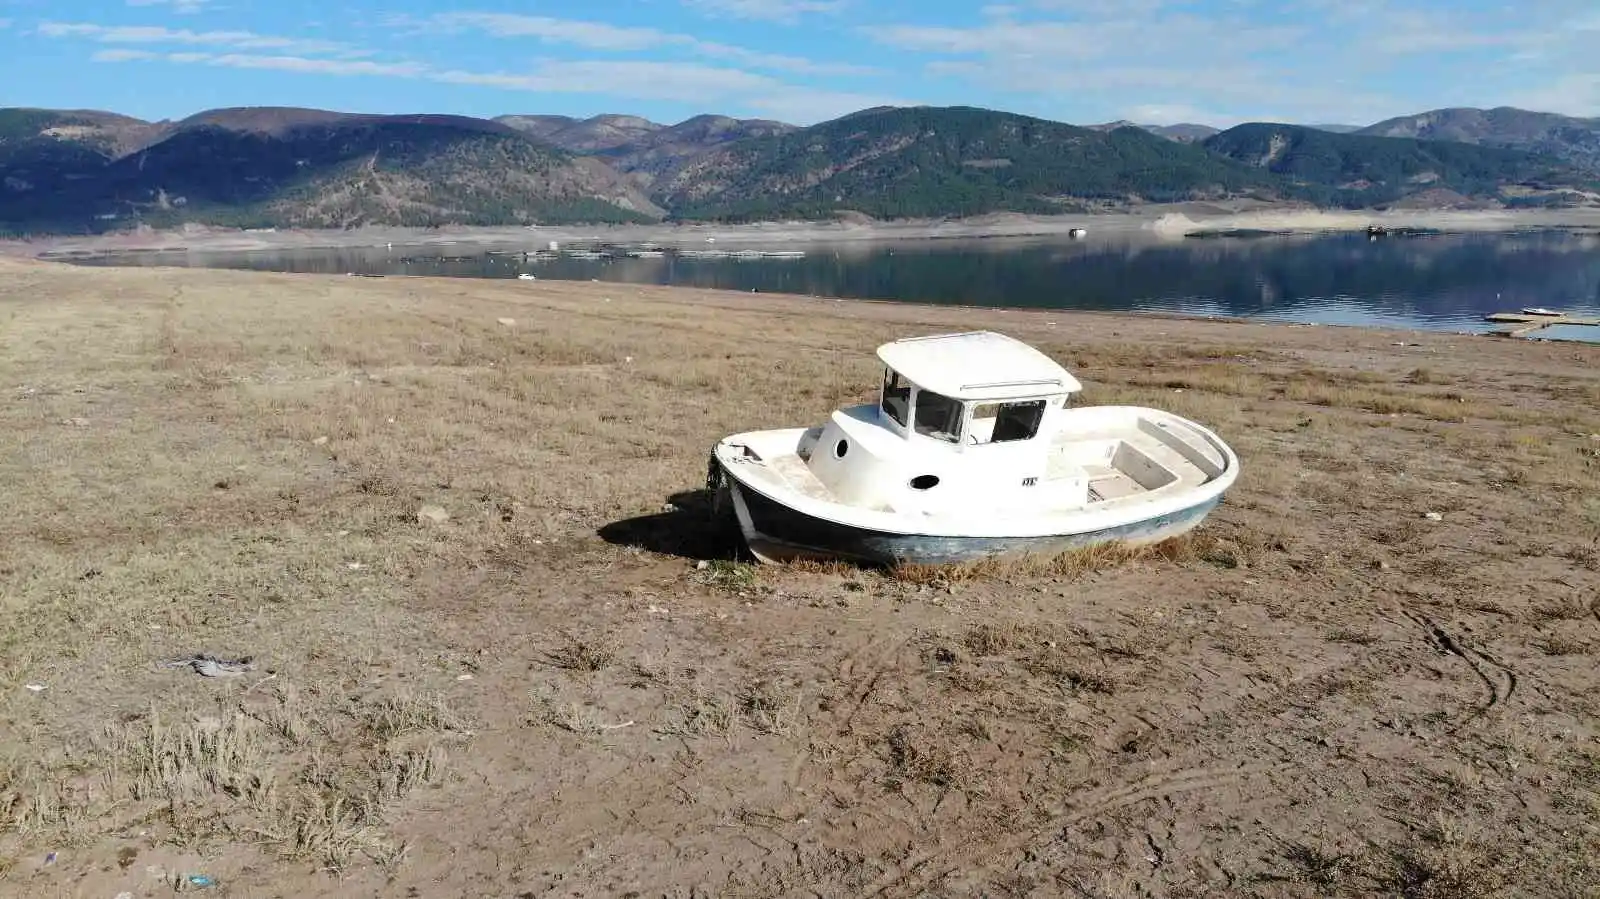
[1483, 311, 1600, 338]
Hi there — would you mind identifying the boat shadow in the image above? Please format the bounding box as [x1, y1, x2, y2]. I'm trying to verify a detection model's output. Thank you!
[596, 489, 742, 562]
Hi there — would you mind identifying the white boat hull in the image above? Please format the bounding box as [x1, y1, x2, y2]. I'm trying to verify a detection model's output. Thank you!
[707, 404, 1239, 566]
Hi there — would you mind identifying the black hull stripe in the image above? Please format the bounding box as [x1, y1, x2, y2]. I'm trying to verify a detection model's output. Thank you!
[727, 472, 1221, 566]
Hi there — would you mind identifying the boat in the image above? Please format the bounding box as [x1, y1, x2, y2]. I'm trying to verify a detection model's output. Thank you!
[705, 331, 1240, 566]
[1520, 307, 1564, 317]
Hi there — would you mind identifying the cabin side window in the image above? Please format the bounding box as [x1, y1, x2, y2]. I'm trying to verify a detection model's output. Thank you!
[881, 368, 911, 427]
[967, 399, 1048, 444]
[913, 389, 964, 443]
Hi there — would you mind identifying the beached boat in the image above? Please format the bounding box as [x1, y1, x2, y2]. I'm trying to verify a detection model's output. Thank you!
[705, 331, 1240, 566]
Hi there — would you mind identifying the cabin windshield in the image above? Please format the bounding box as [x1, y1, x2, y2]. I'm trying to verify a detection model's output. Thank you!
[881, 368, 911, 427]
[913, 388, 964, 443]
[968, 398, 1049, 444]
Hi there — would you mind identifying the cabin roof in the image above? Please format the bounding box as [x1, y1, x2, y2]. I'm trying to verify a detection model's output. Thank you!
[875, 331, 1082, 401]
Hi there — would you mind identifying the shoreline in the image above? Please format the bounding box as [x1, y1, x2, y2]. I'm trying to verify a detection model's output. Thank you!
[14, 254, 1593, 344]
[6, 205, 1600, 259]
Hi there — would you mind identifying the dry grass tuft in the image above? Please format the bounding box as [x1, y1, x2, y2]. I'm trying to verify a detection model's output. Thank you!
[544, 630, 618, 672]
[0, 686, 468, 871]
[888, 534, 1208, 584]
[695, 559, 763, 592]
[883, 724, 976, 794]
[111, 709, 277, 808]
[664, 690, 738, 739]
[1367, 817, 1530, 898]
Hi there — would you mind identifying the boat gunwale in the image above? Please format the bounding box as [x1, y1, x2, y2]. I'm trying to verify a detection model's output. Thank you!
[712, 404, 1239, 540]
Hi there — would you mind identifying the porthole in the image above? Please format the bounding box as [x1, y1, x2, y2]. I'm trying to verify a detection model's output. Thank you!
[910, 474, 940, 490]
[834, 439, 849, 459]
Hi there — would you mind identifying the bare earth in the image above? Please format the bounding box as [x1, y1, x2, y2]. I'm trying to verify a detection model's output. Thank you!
[6, 206, 1600, 259]
[2, 258, 1598, 897]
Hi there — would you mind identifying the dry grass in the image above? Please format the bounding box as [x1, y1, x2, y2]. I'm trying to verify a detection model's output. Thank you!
[887, 533, 1211, 584]
[2, 257, 1599, 896]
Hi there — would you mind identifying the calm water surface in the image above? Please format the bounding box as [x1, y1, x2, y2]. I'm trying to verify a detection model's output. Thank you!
[70, 230, 1600, 339]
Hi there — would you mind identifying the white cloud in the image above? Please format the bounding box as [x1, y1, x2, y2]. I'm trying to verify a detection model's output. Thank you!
[413, 11, 875, 76]
[1020, 0, 1168, 15]
[128, 0, 212, 13]
[88, 44, 905, 124]
[40, 23, 362, 57]
[91, 48, 161, 62]
[681, 0, 846, 24]
[434, 59, 891, 119]
[870, 14, 1302, 61]
[190, 53, 428, 77]
[1359, 10, 1512, 55]
[1501, 74, 1600, 118]
[864, 5, 1434, 125]
[691, 39, 874, 76]
[436, 61, 779, 99]
[426, 13, 666, 51]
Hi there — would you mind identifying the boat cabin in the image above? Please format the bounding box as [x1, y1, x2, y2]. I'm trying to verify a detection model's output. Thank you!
[796, 331, 1088, 515]
[873, 330, 1082, 448]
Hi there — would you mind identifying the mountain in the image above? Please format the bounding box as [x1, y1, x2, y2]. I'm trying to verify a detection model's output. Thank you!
[1147, 123, 1222, 143]
[1202, 122, 1596, 208]
[7, 102, 1600, 234]
[1356, 106, 1600, 170]
[655, 105, 1281, 221]
[0, 107, 661, 233]
[0, 108, 164, 157]
[498, 112, 798, 189]
[495, 113, 665, 153]
[1090, 121, 1220, 143]
[594, 115, 800, 189]
[0, 108, 168, 229]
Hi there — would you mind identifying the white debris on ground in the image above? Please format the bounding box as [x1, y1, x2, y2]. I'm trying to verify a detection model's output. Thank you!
[158, 653, 256, 678]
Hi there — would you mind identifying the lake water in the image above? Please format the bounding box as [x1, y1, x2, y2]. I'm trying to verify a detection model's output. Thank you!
[67, 229, 1600, 340]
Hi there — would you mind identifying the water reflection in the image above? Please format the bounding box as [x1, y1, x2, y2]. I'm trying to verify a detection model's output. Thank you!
[67, 230, 1600, 337]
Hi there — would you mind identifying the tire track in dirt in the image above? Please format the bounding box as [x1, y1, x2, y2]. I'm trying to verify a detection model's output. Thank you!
[839, 626, 1371, 896]
[861, 760, 1292, 897]
[1400, 609, 1518, 731]
[834, 634, 915, 734]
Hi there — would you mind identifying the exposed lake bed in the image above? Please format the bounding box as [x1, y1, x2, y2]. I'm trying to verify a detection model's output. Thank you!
[53, 214, 1600, 340]
[2, 256, 1597, 896]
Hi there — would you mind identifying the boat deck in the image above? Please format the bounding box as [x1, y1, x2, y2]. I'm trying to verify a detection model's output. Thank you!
[749, 417, 1217, 516]
[769, 454, 836, 501]
[1083, 464, 1143, 502]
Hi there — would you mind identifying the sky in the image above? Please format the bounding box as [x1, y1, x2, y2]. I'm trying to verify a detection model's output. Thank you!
[1, 0, 1597, 128]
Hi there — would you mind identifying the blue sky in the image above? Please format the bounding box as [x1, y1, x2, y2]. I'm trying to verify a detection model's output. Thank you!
[1, 0, 1596, 127]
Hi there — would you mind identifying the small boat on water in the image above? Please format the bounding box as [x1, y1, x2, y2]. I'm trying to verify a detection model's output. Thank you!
[1521, 307, 1564, 317]
[705, 331, 1240, 566]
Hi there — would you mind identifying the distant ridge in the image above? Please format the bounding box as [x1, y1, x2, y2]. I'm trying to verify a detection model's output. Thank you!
[3, 101, 1599, 234]
[0, 107, 660, 233]
[1089, 121, 1220, 143]
[1201, 122, 1594, 208]
[1356, 106, 1600, 169]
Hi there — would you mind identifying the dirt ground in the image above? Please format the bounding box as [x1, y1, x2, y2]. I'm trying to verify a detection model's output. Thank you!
[1, 257, 1597, 898]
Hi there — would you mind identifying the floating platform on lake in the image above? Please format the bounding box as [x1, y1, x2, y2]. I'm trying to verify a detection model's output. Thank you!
[1483, 311, 1600, 338]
